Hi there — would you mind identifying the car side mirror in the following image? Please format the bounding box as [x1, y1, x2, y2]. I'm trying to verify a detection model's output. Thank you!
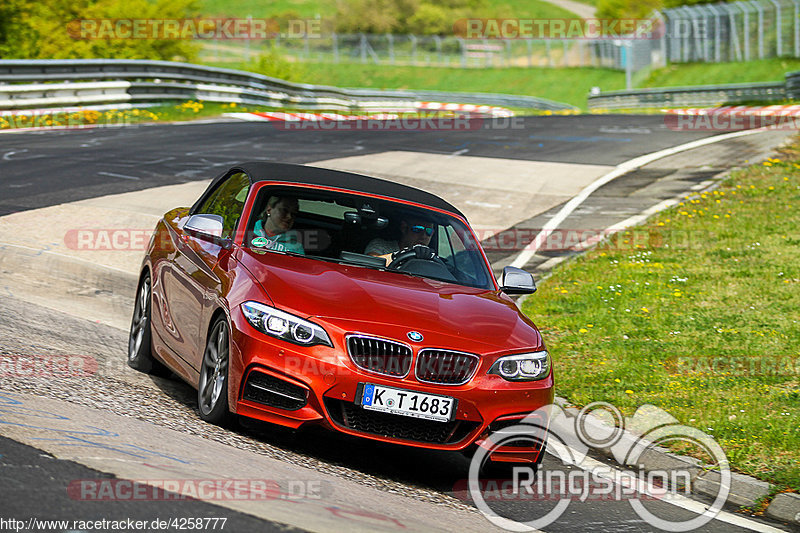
[185, 214, 232, 249]
[500, 266, 537, 295]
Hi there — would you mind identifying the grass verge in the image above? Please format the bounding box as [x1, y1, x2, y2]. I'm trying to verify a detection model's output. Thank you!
[0, 101, 563, 131]
[0, 102, 240, 130]
[199, 57, 799, 110]
[197, 0, 577, 22]
[520, 140, 800, 490]
[200, 59, 628, 109]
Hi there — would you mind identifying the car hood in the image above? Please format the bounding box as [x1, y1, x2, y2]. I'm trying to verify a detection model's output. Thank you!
[237, 249, 543, 354]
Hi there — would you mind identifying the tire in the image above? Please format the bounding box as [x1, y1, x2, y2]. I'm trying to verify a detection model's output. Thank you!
[128, 273, 161, 373]
[197, 317, 233, 426]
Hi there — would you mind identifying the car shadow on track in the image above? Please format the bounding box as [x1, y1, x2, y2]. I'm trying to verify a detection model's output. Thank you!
[145, 370, 476, 494]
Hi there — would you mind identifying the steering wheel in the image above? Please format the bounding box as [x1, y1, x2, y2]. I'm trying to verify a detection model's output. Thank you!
[387, 245, 447, 270]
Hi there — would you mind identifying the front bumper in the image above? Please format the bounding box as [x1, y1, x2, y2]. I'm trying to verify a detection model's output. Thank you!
[230, 312, 554, 457]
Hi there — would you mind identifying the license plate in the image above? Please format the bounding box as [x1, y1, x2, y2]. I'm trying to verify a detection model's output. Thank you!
[357, 383, 457, 423]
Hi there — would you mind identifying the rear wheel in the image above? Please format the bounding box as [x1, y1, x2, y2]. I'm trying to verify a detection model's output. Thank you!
[197, 317, 233, 426]
[128, 273, 162, 373]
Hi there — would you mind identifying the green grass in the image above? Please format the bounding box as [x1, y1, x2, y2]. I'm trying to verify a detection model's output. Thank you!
[520, 144, 800, 490]
[198, 57, 800, 110]
[197, 0, 578, 20]
[201, 59, 627, 109]
[294, 63, 627, 109]
[472, 0, 579, 20]
[199, 0, 336, 19]
[643, 58, 800, 87]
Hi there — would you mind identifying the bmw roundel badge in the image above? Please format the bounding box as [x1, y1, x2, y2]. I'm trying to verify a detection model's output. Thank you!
[407, 331, 423, 342]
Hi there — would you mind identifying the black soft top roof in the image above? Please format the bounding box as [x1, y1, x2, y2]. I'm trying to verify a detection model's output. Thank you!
[197, 162, 465, 218]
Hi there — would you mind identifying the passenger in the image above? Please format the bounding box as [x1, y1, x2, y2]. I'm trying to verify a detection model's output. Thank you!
[253, 196, 305, 255]
[365, 217, 434, 261]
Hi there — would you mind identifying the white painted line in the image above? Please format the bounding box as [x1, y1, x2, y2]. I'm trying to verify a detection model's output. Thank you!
[690, 180, 714, 190]
[563, 450, 789, 533]
[510, 128, 772, 269]
[98, 171, 140, 181]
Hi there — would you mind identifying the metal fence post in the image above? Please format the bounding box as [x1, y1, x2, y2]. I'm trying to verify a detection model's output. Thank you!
[697, 6, 711, 62]
[767, 0, 782, 56]
[655, 10, 668, 67]
[792, 0, 800, 57]
[728, 5, 743, 61]
[458, 38, 466, 67]
[707, 5, 723, 62]
[410, 34, 417, 65]
[360, 33, 367, 63]
[526, 39, 533, 67]
[545, 39, 553, 67]
[387, 34, 394, 64]
[625, 41, 632, 89]
[740, 4, 751, 61]
[435, 35, 442, 66]
[246, 15, 252, 62]
[333, 32, 339, 63]
[664, 11, 679, 63]
[753, 0, 765, 59]
[680, 7, 691, 61]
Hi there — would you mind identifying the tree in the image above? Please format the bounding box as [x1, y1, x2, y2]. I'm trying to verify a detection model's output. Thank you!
[0, 0, 199, 60]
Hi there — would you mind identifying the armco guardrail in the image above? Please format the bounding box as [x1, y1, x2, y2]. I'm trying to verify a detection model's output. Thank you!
[588, 81, 788, 110]
[0, 59, 575, 112]
[785, 70, 800, 100]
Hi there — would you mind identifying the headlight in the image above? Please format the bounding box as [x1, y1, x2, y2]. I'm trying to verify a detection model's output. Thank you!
[489, 351, 550, 381]
[241, 301, 332, 347]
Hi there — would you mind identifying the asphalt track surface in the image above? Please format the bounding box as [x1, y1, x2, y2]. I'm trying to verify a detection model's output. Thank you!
[0, 435, 297, 532]
[0, 115, 715, 216]
[1, 116, 797, 532]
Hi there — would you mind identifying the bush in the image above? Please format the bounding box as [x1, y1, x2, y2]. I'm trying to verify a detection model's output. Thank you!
[248, 47, 307, 82]
[334, 0, 487, 35]
[0, 0, 199, 60]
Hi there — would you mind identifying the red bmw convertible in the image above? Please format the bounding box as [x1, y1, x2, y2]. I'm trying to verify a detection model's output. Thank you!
[128, 162, 553, 465]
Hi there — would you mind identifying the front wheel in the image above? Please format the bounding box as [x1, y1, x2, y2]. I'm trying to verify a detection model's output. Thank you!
[197, 317, 233, 426]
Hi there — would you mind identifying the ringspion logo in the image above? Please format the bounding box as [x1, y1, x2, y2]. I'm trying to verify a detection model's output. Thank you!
[468, 402, 730, 531]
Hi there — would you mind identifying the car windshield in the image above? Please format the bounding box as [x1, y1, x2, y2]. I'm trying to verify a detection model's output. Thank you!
[243, 186, 495, 290]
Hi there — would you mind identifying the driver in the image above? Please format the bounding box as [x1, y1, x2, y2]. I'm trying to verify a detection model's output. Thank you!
[365, 217, 434, 262]
[253, 195, 305, 255]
